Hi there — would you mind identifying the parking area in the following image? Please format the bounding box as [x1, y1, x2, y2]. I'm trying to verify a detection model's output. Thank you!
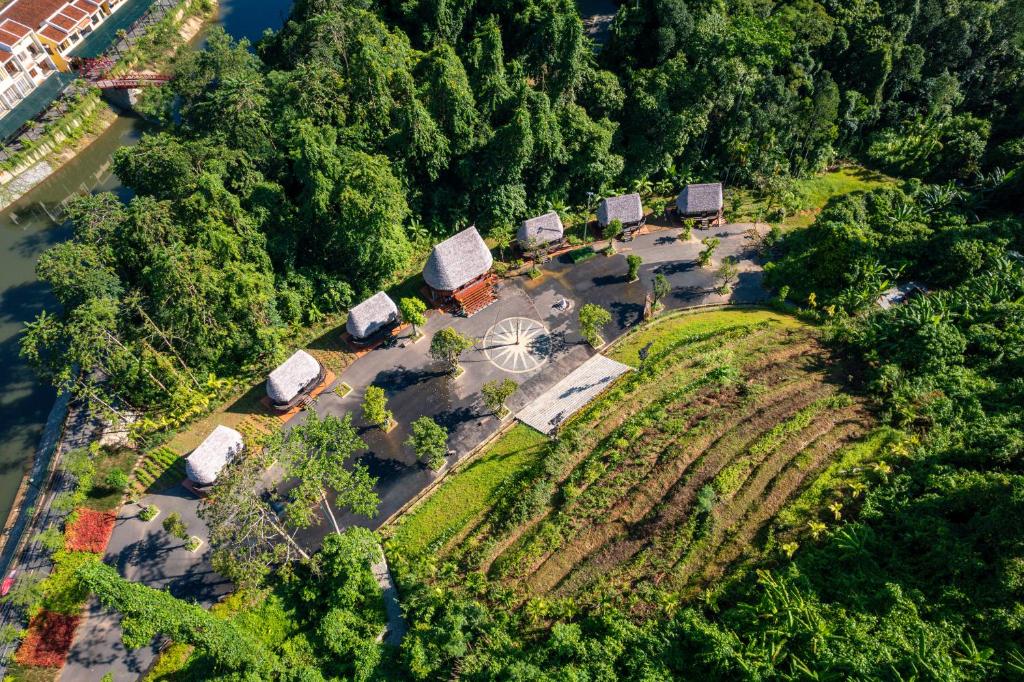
[66, 222, 768, 678]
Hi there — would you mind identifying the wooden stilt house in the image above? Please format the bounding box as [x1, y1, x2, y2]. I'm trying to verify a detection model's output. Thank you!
[423, 227, 496, 316]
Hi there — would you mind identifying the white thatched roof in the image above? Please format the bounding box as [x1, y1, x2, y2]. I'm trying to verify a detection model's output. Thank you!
[267, 350, 322, 405]
[676, 183, 723, 216]
[518, 211, 564, 247]
[597, 193, 643, 226]
[423, 227, 493, 291]
[186, 425, 243, 486]
[346, 291, 399, 339]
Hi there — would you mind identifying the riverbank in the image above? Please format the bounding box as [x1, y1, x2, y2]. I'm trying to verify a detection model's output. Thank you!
[0, 0, 217, 213]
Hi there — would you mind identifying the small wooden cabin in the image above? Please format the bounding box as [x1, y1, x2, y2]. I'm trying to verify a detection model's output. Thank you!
[346, 291, 400, 344]
[676, 182, 724, 228]
[423, 227, 496, 316]
[597, 193, 645, 240]
[518, 211, 565, 256]
[266, 350, 326, 412]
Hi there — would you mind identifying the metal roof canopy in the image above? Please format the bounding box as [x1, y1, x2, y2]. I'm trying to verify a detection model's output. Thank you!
[516, 354, 632, 435]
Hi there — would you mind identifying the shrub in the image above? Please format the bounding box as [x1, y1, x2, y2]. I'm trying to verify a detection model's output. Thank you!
[105, 468, 130, 492]
[162, 512, 188, 540]
[627, 254, 643, 281]
[579, 303, 612, 347]
[139, 504, 158, 521]
[14, 612, 79, 667]
[34, 527, 66, 555]
[407, 417, 448, 470]
[361, 385, 393, 430]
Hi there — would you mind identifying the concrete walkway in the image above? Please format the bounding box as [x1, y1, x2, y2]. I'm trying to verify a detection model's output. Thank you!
[371, 549, 406, 646]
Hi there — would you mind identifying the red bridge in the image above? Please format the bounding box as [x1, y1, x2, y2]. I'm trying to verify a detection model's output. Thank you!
[69, 57, 171, 90]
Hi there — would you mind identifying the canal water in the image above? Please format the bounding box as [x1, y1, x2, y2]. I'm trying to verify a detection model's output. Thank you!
[0, 0, 293, 529]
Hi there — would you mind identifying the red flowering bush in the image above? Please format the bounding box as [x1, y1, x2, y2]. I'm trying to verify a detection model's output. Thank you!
[64, 508, 116, 553]
[15, 611, 80, 667]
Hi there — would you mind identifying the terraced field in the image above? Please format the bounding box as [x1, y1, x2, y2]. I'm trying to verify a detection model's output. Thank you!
[390, 308, 888, 609]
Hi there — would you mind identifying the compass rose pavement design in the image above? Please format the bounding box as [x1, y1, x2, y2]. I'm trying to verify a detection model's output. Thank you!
[482, 317, 551, 373]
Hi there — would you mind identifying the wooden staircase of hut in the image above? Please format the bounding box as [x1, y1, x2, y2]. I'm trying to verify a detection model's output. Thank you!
[454, 275, 498, 316]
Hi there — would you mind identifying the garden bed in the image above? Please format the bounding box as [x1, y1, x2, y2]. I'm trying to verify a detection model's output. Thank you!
[64, 509, 117, 553]
[15, 611, 80, 668]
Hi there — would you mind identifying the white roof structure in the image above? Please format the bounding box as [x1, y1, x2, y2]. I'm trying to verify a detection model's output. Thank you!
[423, 227, 493, 291]
[267, 350, 322, 405]
[346, 291, 399, 339]
[597, 193, 643, 227]
[876, 282, 928, 310]
[517, 354, 632, 434]
[518, 211, 564, 248]
[185, 425, 243, 486]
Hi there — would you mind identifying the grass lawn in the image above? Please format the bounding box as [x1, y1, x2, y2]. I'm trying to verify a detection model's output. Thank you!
[726, 165, 898, 229]
[84, 446, 137, 511]
[387, 424, 548, 557]
[611, 307, 801, 367]
[5, 663, 59, 682]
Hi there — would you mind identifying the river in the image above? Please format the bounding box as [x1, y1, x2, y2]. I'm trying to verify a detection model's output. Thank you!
[0, 0, 293, 532]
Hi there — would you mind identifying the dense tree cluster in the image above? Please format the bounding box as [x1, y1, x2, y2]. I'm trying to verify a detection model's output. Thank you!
[23, 0, 1024, 422]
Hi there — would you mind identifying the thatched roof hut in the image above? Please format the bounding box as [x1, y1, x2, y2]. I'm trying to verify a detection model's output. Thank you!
[597, 193, 643, 227]
[186, 425, 243, 486]
[518, 211, 565, 248]
[267, 350, 325, 409]
[676, 183, 723, 217]
[346, 291, 399, 340]
[423, 227, 493, 292]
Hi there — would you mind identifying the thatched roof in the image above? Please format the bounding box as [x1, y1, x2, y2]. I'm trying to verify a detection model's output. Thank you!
[518, 211, 564, 247]
[267, 350, 322, 405]
[423, 227, 493, 291]
[676, 183, 723, 216]
[346, 291, 399, 339]
[186, 425, 243, 486]
[597, 193, 643, 226]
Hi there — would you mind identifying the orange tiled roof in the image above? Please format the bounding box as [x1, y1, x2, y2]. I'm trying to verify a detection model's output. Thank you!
[45, 12, 74, 29]
[0, 28, 20, 44]
[57, 4, 86, 21]
[71, 0, 97, 13]
[0, 49, 15, 63]
[38, 23, 65, 41]
[0, 0, 69, 31]
[0, 18, 31, 38]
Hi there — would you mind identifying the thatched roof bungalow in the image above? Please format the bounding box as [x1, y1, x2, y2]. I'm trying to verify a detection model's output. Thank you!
[423, 227, 496, 315]
[186, 425, 243, 487]
[424, 227, 493, 293]
[266, 349, 326, 411]
[597, 193, 643, 228]
[676, 182, 723, 218]
[346, 291, 399, 341]
[518, 211, 565, 250]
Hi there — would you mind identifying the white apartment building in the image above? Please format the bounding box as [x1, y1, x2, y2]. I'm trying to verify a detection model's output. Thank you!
[0, 0, 128, 120]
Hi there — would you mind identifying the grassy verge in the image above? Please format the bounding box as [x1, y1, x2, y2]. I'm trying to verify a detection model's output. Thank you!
[610, 308, 801, 366]
[725, 165, 898, 230]
[387, 425, 548, 557]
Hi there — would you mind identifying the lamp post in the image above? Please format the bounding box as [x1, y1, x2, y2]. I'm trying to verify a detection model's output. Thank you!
[584, 191, 595, 243]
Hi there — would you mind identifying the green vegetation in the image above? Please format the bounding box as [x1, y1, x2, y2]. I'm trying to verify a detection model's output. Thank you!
[578, 303, 611, 347]
[389, 425, 547, 556]
[398, 297, 427, 338]
[481, 378, 518, 417]
[406, 417, 449, 471]
[39, 0, 1024, 678]
[388, 310, 885, 678]
[429, 328, 475, 376]
[362, 385, 393, 430]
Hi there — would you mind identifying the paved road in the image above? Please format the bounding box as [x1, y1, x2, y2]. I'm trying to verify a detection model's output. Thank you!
[60, 222, 767, 679]
[0, 397, 103, 677]
[61, 485, 230, 681]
